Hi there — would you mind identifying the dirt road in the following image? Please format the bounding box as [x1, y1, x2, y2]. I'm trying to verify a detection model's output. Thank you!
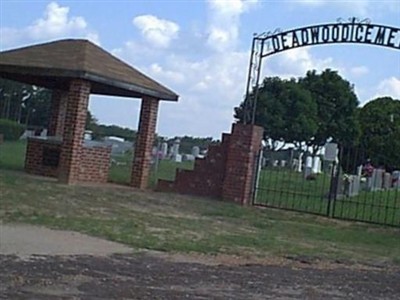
[1, 224, 399, 299]
[1, 252, 399, 299]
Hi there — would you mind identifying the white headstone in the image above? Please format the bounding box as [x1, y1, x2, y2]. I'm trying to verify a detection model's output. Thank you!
[357, 165, 363, 176]
[19, 130, 35, 139]
[192, 146, 200, 157]
[40, 129, 48, 137]
[172, 139, 180, 157]
[347, 175, 360, 197]
[152, 146, 158, 156]
[304, 156, 313, 178]
[292, 158, 299, 171]
[312, 156, 321, 174]
[161, 142, 168, 159]
[174, 154, 182, 163]
[306, 156, 313, 168]
[297, 152, 303, 172]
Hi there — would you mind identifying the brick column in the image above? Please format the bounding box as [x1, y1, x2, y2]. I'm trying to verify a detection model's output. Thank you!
[48, 90, 68, 137]
[222, 123, 264, 205]
[58, 79, 91, 184]
[131, 97, 159, 189]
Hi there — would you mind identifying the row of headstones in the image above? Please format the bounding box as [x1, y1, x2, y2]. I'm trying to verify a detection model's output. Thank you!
[152, 140, 203, 163]
[364, 169, 400, 191]
[339, 168, 400, 197]
[267, 152, 399, 197]
[269, 155, 323, 175]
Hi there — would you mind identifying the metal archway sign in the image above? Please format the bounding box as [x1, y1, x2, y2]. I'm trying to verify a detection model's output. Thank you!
[243, 17, 400, 124]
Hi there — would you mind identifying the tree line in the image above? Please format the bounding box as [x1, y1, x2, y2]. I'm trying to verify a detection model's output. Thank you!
[235, 69, 400, 169]
[0, 79, 52, 128]
[0, 79, 217, 151]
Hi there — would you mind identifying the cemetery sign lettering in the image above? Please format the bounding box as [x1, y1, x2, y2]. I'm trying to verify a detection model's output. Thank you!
[243, 17, 400, 124]
[260, 19, 400, 57]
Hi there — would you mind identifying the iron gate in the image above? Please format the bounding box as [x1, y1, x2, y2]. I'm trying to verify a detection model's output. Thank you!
[253, 146, 400, 227]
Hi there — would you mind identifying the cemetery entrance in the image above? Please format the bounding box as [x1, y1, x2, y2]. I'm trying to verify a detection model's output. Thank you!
[245, 18, 400, 227]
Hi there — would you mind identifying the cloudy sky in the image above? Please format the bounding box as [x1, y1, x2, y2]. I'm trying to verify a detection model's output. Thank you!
[1, 0, 399, 139]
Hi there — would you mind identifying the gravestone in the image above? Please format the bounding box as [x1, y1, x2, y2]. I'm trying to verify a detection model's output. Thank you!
[312, 156, 321, 174]
[304, 156, 313, 178]
[324, 143, 338, 162]
[297, 152, 303, 172]
[369, 169, 384, 191]
[171, 139, 180, 159]
[192, 146, 200, 158]
[183, 154, 195, 161]
[346, 175, 360, 197]
[161, 142, 168, 159]
[102, 140, 133, 155]
[357, 165, 363, 176]
[292, 158, 299, 171]
[393, 171, 400, 188]
[152, 146, 158, 157]
[174, 154, 182, 163]
[19, 130, 35, 139]
[40, 129, 48, 137]
[383, 172, 392, 189]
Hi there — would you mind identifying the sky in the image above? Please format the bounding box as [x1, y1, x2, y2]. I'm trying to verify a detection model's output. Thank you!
[1, 0, 399, 139]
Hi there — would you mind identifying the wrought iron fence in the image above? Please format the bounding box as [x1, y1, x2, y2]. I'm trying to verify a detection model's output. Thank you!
[253, 145, 400, 227]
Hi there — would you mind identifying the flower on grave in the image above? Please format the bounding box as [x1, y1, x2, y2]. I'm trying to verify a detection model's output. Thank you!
[343, 174, 351, 182]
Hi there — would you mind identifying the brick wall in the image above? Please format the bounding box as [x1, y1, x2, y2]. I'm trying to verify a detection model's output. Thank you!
[25, 138, 111, 183]
[25, 137, 61, 177]
[157, 124, 264, 205]
[222, 123, 264, 205]
[157, 133, 230, 197]
[58, 79, 91, 184]
[131, 97, 159, 189]
[48, 90, 68, 137]
[78, 146, 111, 183]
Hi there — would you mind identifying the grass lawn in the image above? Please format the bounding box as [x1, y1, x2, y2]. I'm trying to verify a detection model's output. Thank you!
[0, 140, 27, 170]
[256, 168, 400, 226]
[109, 152, 194, 186]
[0, 169, 399, 266]
[0, 140, 194, 187]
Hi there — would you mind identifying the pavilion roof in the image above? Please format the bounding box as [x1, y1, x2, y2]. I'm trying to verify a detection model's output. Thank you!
[0, 39, 179, 101]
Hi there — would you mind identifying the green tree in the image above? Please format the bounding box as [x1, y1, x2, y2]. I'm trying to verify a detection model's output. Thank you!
[358, 96, 400, 170]
[235, 77, 318, 150]
[0, 79, 51, 127]
[90, 124, 137, 141]
[299, 69, 360, 152]
[86, 111, 99, 131]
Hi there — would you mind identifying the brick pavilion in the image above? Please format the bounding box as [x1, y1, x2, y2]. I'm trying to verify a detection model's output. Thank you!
[0, 39, 178, 189]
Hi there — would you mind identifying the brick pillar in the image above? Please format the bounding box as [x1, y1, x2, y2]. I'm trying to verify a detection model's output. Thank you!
[222, 123, 264, 205]
[58, 79, 91, 184]
[48, 90, 68, 137]
[131, 97, 159, 189]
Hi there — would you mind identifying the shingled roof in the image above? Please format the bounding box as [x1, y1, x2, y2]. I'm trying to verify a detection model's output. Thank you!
[0, 39, 179, 101]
